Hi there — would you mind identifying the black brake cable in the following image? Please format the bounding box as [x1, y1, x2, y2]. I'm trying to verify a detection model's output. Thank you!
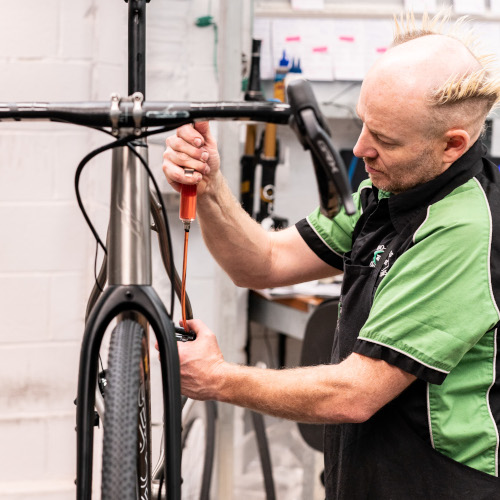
[94, 242, 104, 294]
[74, 124, 187, 317]
[74, 124, 188, 255]
[74, 133, 134, 254]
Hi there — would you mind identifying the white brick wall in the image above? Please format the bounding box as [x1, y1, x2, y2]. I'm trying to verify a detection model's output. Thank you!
[0, 1, 220, 498]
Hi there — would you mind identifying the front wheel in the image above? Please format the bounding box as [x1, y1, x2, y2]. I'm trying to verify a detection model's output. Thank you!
[101, 319, 151, 500]
[181, 398, 217, 500]
[152, 397, 217, 500]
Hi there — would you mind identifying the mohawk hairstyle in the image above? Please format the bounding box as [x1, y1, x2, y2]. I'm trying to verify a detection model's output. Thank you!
[393, 10, 500, 112]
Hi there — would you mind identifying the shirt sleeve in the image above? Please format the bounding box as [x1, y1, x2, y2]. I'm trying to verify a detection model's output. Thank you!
[295, 181, 368, 269]
[354, 184, 500, 384]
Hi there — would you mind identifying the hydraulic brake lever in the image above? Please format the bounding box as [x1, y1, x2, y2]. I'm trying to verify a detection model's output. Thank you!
[287, 79, 356, 217]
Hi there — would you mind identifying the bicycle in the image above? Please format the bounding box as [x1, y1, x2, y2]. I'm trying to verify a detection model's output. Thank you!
[0, 1, 353, 499]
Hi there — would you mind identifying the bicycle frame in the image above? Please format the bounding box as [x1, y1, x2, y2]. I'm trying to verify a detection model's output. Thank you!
[77, 2, 180, 498]
[109, 141, 151, 286]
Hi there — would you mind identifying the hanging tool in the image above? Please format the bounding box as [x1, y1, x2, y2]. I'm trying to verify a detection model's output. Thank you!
[256, 51, 289, 229]
[179, 169, 197, 332]
[241, 39, 265, 216]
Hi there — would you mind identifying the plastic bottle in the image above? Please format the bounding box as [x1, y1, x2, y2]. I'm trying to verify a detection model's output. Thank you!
[284, 58, 303, 91]
[273, 50, 290, 102]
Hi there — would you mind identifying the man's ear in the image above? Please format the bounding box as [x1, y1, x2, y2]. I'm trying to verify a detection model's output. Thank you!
[442, 129, 470, 165]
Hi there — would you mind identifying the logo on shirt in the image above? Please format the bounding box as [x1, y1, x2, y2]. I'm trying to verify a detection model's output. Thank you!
[370, 244, 394, 277]
[370, 245, 386, 267]
[380, 251, 394, 277]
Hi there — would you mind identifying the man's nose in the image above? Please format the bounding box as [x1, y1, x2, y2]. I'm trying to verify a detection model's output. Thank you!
[353, 126, 377, 159]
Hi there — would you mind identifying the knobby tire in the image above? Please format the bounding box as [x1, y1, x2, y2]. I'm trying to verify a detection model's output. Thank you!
[101, 319, 151, 500]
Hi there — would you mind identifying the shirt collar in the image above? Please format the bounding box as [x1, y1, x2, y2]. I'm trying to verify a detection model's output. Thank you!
[376, 140, 487, 233]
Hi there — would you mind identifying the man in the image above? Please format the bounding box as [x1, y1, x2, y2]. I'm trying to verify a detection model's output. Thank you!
[162, 14, 500, 499]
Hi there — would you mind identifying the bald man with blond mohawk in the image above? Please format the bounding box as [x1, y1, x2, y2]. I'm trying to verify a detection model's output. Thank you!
[162, 12, 500, 499]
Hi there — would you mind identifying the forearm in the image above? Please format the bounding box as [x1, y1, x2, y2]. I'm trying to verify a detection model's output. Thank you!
[178, 321, 416, 424]
[197, 171, 275, 288]
[163, 123, 337, 288]
[213, 361, 368, 424]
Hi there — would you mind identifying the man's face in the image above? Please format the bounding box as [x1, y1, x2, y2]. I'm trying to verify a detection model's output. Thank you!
[353, 79, 445, 194]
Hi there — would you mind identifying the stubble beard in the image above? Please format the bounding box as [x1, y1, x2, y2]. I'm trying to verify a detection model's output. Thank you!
[364, 148, 440, 194]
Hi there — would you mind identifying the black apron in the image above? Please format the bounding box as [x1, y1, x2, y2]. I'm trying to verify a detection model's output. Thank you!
[323, 195, 500, 499]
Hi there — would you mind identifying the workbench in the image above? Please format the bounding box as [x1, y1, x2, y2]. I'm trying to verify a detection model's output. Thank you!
[248, 290, 326, 341]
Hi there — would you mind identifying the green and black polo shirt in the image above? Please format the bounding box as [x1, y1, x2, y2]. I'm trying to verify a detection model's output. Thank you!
[296, 140, 500, 498]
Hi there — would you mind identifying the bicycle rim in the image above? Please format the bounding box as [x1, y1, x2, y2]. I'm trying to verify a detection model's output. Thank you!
[181, 399, 217, 500]
[152, 398, 216, 500]
[101, 319, 152, 500]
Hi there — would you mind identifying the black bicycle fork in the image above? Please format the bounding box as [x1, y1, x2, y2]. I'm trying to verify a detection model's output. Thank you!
[76, 285, 182, 500]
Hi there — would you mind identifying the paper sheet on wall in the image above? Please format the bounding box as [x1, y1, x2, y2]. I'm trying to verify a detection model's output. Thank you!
[453, 0, 486, 15]
[271, 18, 306, 78]
[253, 18, 393, 82]
[491, 0, 500, 14]
[332, 19, 393, 81]
[272, 18, 335, 81]
[300, 20, 336, 81]
[360, 19, 393, 77]
[404, 0, 438, 13]
[291, 0, 325, 10]
[331, 19, 366, 81]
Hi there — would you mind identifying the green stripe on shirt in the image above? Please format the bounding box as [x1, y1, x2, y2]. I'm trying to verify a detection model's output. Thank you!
[306, 179, 368, 256]
[428, 328, 498, 475]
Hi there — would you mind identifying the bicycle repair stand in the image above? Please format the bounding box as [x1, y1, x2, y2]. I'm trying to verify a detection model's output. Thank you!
[75, 2, 183, 499]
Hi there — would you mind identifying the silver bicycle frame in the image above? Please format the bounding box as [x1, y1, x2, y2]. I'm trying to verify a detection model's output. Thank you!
[108, 141, 151, 286]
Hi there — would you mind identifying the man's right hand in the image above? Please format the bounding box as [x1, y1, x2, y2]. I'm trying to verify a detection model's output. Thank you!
[162, 121, 220, 196]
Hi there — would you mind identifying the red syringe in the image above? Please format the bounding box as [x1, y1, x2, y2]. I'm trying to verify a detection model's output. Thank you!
[180, 169, 197, 330]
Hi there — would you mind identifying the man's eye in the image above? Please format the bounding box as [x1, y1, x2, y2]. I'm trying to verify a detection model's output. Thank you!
[375, 135, 395, 147]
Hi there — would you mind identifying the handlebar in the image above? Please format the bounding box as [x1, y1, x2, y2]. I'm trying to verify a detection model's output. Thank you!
[0, 99, 290, 129]
[0, 81, 355, 218]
